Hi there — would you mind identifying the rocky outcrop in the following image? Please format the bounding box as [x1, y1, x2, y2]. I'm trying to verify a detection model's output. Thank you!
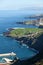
[3, 28, 43, 53]
[25, 14, 43, 19]
[16, 22, 25, 25]
[31, 34, 43, 52]
[3, 32, 10, 37]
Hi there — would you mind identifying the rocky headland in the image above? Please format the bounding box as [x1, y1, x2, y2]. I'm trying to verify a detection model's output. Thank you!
[16, 14, 43, 28]
[3, 28, 43, 52]
[3, 28, 43, 65]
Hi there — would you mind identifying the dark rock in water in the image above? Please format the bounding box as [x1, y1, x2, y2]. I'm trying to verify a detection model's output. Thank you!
[8, 28, 15, 31]
[25, 15, 43, 19]
[39, 25, 43, 28]
[16, 22, 25, 24]
[3, 32, 10, 37]
[15, 37, 33, 46]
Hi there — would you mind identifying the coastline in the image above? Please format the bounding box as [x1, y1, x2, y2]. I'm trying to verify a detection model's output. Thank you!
[3, 28, 43, 65]
[3, 28, 43, 52]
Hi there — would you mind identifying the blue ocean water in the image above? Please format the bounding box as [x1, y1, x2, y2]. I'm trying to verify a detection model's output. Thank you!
[0, 10, 40, 61]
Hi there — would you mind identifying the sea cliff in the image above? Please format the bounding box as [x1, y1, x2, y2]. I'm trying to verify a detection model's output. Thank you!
[3, 28, 43, 65]
[3, 28, 43, 52]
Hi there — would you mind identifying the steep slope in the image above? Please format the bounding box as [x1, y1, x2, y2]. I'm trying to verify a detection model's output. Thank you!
[31, 33, 43, 52]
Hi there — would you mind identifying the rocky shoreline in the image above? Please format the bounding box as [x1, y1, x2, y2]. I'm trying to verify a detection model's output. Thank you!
[3, 28, 43, 52]
[3, 28, 43, 65]
[16, 14, 43, 28]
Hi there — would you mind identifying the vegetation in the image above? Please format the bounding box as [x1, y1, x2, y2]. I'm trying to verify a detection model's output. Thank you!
[24, 21, 32, 25]
[4, 28, 43, 65]
[9, 28, 43, 38]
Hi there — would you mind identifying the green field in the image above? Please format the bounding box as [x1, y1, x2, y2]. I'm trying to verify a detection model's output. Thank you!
[9, 28, 43, 37]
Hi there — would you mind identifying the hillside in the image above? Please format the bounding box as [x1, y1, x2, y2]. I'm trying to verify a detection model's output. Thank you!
[3, 28, 43, 52]
[3, 28, 43, 65]
[9, 28, 43, 38]
[31, 33, 43, 52]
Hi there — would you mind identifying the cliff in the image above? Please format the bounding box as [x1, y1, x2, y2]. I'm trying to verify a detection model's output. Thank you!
[31, 33, 43, 52]
[3, 28, 43, 52]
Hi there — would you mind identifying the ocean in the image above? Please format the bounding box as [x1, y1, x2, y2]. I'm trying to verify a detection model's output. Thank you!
[0, 10, 41, 62]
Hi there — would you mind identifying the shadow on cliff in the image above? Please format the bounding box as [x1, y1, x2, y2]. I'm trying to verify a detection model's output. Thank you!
[31, 33, 43, 53]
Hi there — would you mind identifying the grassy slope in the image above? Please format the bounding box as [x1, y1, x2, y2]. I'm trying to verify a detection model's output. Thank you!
[9, 28, 43, 65]
[9, 28, 43, 37]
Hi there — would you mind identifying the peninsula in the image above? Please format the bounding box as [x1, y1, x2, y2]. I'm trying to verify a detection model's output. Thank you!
[3, 28, 43, 65]
[3, 28, 43, 52]
[16, 15, 43, 28]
